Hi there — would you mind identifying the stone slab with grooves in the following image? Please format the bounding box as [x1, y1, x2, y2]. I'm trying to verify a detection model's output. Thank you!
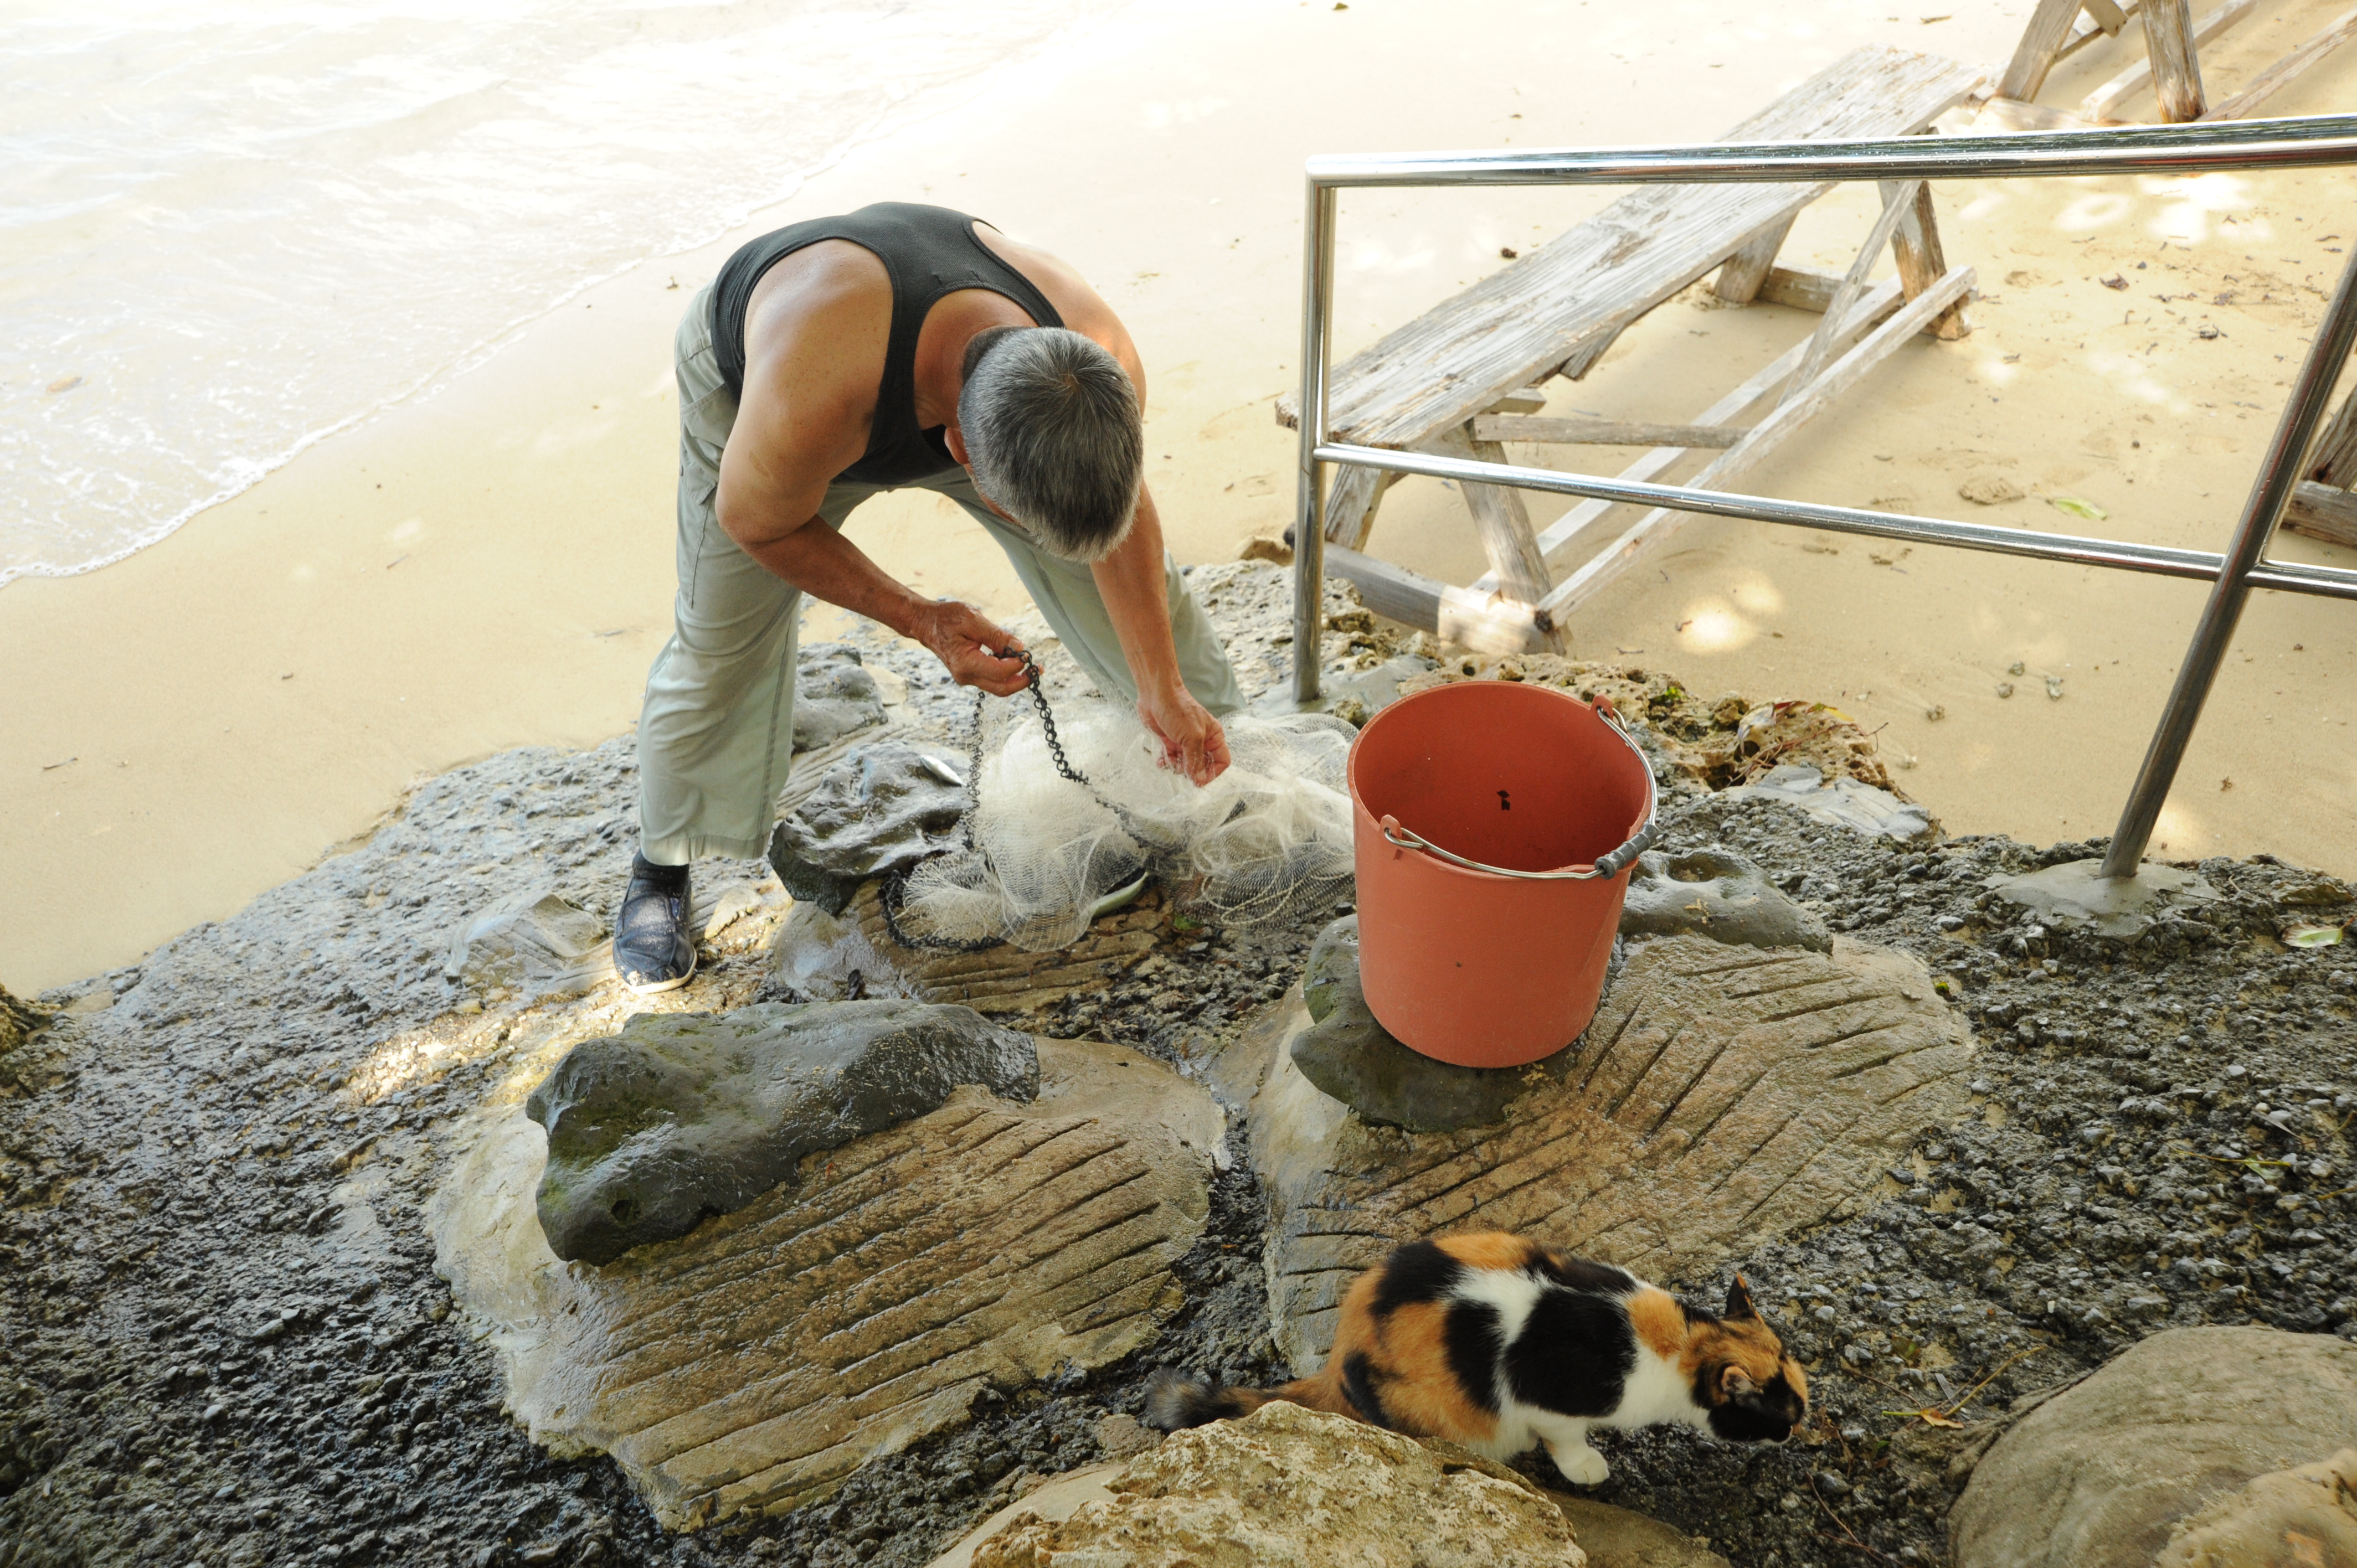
[432, 1038, 1222, 1531]
[1951, 1327, 2357, 1568]
[764, 875, 1175, 1031]
[1228, 933, 1975, 1369]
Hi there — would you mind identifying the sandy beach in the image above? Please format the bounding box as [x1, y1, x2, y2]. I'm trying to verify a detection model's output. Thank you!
[6, 0, 2355, 996]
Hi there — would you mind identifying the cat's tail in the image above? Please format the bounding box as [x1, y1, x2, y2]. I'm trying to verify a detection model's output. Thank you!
[1140, 1366, 1355, 1431]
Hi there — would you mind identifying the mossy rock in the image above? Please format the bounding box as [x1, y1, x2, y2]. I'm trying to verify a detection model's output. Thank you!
[527, 998, 1037, 1266]
[1291, 917, 1551, 1134]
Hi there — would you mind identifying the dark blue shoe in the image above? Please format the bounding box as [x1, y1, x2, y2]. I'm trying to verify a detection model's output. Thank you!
[615, 854, 696, 994]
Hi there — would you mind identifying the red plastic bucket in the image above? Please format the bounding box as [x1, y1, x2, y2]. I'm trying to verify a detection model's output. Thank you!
[1347, 681, 1657, 1068]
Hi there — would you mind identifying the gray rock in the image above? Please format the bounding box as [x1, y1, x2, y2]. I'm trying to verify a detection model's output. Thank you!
[1619, 847, 1833, 952]
[1986, 857, 2220, 941]
[2154, 1447, 2357, 1567]
[526, 999, 1037, 1265]
[442, 890, 610, 1002]
[1951, 1327, 2357, 1568]
[1543, 1492, 1732, 1566]
[0, 983, 45, 1055]
[1095, 1414, 1160, 1461]
[765, 900, 879, 1003]
[1722, 762, 1937, 842]
[791, 644, 887, 755]
[1252, 655, 1436, 729]
[1290, 917, 1548, 1134]
[766, 742, 969, 915]
[959, 1404, 1583, 1568]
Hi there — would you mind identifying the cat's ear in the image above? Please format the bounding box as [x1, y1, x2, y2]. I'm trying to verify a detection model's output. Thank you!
[1719, 1364, 1759, 1400]
[1723, 1275, 1759, 1322]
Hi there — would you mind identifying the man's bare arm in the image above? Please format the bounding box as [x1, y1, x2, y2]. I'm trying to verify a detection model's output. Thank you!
[743, 525, 1033, 698]
[717, 278, 1030, 697]
[1092, 486, 1230, 785]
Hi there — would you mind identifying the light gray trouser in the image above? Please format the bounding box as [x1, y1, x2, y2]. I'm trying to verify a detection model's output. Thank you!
[636, 285, 1246, 864]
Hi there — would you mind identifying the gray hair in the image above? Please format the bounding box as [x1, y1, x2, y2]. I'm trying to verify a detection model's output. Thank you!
[958, 327, 1142, 560]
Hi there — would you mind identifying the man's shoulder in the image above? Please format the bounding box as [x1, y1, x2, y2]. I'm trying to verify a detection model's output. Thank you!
[743, 242, 893, 383]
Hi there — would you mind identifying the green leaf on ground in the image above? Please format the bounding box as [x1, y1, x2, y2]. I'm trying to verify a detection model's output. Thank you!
[2049, 496, 2108, 522]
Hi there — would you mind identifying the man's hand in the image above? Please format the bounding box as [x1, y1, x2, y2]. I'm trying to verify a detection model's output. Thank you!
[912, 600, 1032, 697]
[1139, 684, 1231, 786]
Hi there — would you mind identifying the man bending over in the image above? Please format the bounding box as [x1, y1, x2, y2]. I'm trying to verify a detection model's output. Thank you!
[617, 201, 1243, 993]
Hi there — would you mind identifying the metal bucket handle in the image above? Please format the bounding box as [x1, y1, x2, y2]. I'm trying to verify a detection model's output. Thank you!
[1377, 695, 1660, 882]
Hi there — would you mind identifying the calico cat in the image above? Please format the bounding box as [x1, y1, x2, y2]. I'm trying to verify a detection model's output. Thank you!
[1144, 1231, 1808, 1485]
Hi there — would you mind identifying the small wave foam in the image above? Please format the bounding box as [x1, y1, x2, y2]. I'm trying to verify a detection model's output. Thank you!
[0, 0, 1119, 587]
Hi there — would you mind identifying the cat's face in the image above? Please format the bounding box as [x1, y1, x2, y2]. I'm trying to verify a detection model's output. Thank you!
[1693, 1277, 1811, 1443]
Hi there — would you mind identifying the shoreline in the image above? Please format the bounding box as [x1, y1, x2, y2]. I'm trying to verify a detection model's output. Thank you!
[7, 0, 2357, 995]
[1, 0, 1134, 596]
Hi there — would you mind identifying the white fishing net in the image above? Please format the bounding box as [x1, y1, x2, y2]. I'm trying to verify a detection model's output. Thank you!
[892, 697, 1357, 951]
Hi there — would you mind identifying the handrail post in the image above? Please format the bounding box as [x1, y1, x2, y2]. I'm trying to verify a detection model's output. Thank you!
[1292, 177, 1338, 703]
[2100, 244, 2357, 879]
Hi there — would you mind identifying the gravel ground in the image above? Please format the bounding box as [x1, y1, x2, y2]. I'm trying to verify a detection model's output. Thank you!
[1550, 791, 2357, 1568]
[4, 568, 2353, 1568]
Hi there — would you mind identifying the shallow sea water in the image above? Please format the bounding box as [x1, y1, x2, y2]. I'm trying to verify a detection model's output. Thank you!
[0, 0, 1111, 586]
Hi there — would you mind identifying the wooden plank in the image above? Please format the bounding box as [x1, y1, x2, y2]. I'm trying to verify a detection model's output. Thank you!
[2082, 0, 2256, 120]
[1484, 388, 1549, 416]
[1974, 96, 2105, 132]
[1540, 265, 1977, 618]
[1758, 266, 1845, 313]
[2286, 481, 2357, 548]
[1785, 179, 1924, 403]
[1272, 47, 1984, 447]
[2306, 386, 2357, 487]
[1883, 180, 1973, 341]
[2143, 0, 2209, 121]
[1757, 266, 1976, 337]
[1473, 414, 1744, 448]
[2083, 0, 2130, 34]
[1716, 217, 1795, 304]
[1552, 327, 1625, 383]
[1320, 458, 1386, 548]
[1470, 277, 1911, 596]
[1324, 545, 1556, 655]
[1428, 424, 1566, 651]
[2059, 0, 2148, 60]
[1999, 0, 2092, 100]
[2204, 6, 2357, 121]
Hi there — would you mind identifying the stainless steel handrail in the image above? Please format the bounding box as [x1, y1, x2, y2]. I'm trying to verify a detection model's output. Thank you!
[1310, 442, 2357, 600]
[1291, 112, 2357, 881]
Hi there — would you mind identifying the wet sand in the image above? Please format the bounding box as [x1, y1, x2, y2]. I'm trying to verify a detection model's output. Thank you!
[5, 0, 2355, 994]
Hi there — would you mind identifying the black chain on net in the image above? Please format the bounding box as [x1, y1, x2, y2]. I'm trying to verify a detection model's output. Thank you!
[882, 648, 1100, 953]
[1016, 648, 1089, 789]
